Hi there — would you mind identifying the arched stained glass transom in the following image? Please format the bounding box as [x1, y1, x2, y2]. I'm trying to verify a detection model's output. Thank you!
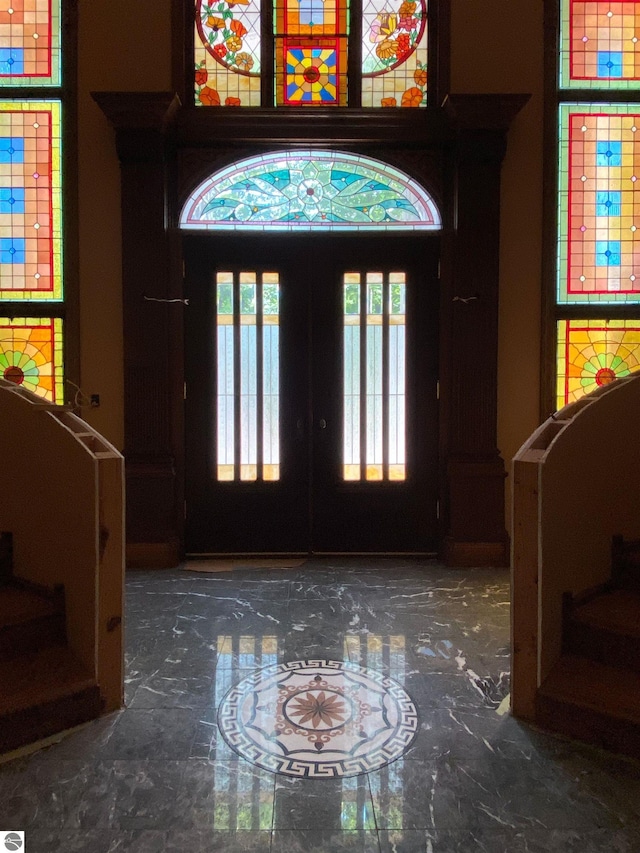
[179, 150, 441, 231]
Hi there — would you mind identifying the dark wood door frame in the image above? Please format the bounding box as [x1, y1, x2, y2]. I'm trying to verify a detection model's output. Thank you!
[93, 94, 529, 568]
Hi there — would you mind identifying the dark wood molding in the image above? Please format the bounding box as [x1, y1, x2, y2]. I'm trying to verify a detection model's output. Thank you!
[95, 89, 529, 568]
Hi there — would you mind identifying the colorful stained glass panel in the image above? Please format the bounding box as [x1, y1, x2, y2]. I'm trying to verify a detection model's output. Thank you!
[556, 318, 640, 407]
[194, 0, 261, 107]
[282, 43, 340, 104]
[0, 316, 62, 402]
[561, 1, 640, 89]
[558, 105, 640, 303]
[275, 0, 348, 106]
[0, 0, 60, 86]
[180, 150, 441, 231]
[361, 0, 427, 107]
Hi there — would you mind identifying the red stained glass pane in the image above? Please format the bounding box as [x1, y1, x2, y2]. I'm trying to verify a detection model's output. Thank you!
[0, 0, 60, 86]
[0, 101, 62, 301]
[559, 107, 640, 302]
[564, 1, 640, 87]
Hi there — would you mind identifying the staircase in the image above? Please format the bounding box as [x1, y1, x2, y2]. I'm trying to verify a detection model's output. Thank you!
[536, 536, 640, 759]
[0, 533, 101, 754]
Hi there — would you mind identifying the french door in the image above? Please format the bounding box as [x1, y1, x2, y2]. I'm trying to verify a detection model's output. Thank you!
[184, 233, 439, 554]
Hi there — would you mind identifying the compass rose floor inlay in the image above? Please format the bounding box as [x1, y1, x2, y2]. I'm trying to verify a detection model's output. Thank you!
[217, 659, 419, 778]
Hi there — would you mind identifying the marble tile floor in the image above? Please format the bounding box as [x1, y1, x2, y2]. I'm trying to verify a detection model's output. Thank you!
[2, 558, 640, 852]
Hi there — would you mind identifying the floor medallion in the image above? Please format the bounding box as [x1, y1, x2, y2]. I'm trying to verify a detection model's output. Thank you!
[217, 659, 418, 778]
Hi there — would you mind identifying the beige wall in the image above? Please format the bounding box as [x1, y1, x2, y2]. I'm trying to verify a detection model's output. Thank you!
[76, 0, 173, 449]
[76, 2, 545, 533]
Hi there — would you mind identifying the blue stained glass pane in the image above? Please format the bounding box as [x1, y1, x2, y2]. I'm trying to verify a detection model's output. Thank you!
[0, 137, 24, 164]
[298, 0, 325, 26]
[0, 238, 25, 264]
[596, 191, 622, 217]
[596, 141, 622, 167]
[0, 49, 24, 75]
[597, 51, 623, 78]
[595, 241, 621, 266]
[0, 187, 25, 214]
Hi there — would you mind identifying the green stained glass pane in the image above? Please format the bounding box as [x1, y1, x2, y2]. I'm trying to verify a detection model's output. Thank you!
[0, 316, 63, 402]
[180, 150, 441, 231]
[0, 0, 61, 87]
[0, 100, 62, 301]
[560, 1, 640, 90]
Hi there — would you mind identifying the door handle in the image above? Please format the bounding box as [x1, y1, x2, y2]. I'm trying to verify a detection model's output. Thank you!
[318, 418, 328, 430]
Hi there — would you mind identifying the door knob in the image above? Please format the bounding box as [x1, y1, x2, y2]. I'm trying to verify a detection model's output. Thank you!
[319, 418, 327, 429]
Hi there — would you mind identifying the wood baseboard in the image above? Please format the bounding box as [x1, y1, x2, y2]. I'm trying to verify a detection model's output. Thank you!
[126, 541, 181, 569]
[442, 537, 510, 568]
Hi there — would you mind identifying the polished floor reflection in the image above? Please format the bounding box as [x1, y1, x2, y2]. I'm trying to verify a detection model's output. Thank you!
[2, 558, 640, 852]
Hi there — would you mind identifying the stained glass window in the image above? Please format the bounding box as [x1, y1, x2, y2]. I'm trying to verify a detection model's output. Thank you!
[0, 316, 62, 401]
[561, 1, 640, 89]
[0, 100, 61, 300]
[216, 271, 280, 482]
[180, 150, 441, 231]
[557, 318, 640, 407]
[194, 0, 428, 107]
[343, 271, 406, 482]
[0, 0, 61, 87]
[558, 104, 640, 303]
[361, 0, 427, 107]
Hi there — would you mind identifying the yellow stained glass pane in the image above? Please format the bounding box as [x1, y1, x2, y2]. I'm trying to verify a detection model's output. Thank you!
[557, 318, 640, 408]
[389, 464, 405, 480]
[0, 315, 63, 402]
[263, 463, 280, 481]
[366, 463, 383, 480]
[343, 463, 360, 480]
[0, 101, 62, 301]
[218, 464, 235, 480]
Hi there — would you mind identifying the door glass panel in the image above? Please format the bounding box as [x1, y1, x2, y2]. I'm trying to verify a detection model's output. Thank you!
[366, 273, 384, 480]
[216, 271, 281, 482]
[342, 270, 406, 482]
[343, 273, 361, 480]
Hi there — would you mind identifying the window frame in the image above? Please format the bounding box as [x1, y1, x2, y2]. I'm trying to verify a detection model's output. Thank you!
[0, 0, 79, 405]
[544, 0, 640, 415]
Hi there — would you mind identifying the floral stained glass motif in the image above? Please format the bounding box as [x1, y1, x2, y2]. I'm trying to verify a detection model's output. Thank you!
[0, 316, 63, 402]
[556, 318, 640, 407]
[195, 0, 261, 107]
[180, 150, 441, 231]
[0, 101, 62, 300]
[0, 0, 60, 86]
[561, 1, 640, 89]
[558, 105, 640, 303]
[362, 0, 427, 107]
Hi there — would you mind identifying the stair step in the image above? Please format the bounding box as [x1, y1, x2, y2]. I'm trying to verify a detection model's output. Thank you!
[0, 586, 65, 658]
[0, 646, 100, 753]
[573, 589, 640, 636]
[537, 655, 640, 759]
[565, 589, 640, 673]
